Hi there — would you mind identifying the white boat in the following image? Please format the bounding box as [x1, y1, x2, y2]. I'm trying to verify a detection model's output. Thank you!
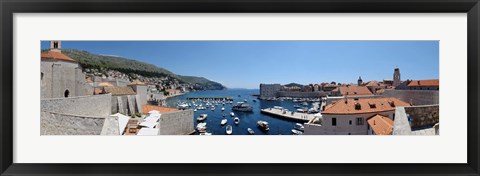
[197, 114, 208, 121]
[226, 125, 233, 135]
[257, 121, 270, 131]
[234, 117, 240, 125]
[211, 107, 215, 111]
[221, 107, 225, 111]
[194, 108, 197, 112]
[199, 132, 212, 135]
[292, 129, 304, 135]
[295, 123, 305, 131]
[197, 106, 206, 110]
[230, 112, 235, 117]
[221, 119, 227, 126]
[196, 122, 207, 131]
[247, 128, 255, 135]
[177, 103, 189, 109]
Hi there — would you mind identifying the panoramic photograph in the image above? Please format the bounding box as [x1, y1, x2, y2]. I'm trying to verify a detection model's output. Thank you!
[40, 40, 439, 135]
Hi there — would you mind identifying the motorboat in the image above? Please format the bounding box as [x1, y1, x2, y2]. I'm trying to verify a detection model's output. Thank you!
[177, 103, 189, 109]
[196, 122, 207, 131]
[199, 132, 212, 135]
[234, 117, 240, 125]
[221, 107, 225, 111]
[226, 125, 233, 135]
[232, 102, 253, 112]
[197, 106, 206, 110]
[291, 129, 304, 135]
[244, 99, 248, 102]
[211, 107, 215, 111]
[197, 114, 208, 121]
[257, 121, 270, 131]
[230, 112, 235, 117]
[247, 128, 255, 135]
[221, 119, 227, 126]
[293, 104, 301, 108]
[295, 123, 305, 131]
[194, 108, 197, 112]
[302, 102, 309, 106]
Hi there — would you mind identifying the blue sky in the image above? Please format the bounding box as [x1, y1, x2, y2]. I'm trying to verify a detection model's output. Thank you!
[41, 41, 439, 89]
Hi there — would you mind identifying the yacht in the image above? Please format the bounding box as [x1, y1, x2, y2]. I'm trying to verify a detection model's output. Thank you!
[257, 121, 270, 131]
[177, 103, 189, 110]
[197, 114, 208, 121]
[230, 112, 235, 117]
[221, 107, 225, 111]
[232, 102, 253, 112]
[196, 122, 207, 131]
[226, 125, 233, 135]
[199, 132, 212, 135]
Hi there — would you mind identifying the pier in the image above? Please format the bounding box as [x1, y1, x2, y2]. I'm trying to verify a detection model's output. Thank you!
[261, 108, 315, 122]
[187, 96, 234, 101]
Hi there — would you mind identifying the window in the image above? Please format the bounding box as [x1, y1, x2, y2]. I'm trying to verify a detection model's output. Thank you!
[349, 120, 352, 125]
[332, 118, 337, 126]
[356, 117, 364, 125]
[64, 89, 70, 98]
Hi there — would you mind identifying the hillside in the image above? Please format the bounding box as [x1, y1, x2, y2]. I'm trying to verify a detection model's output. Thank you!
[43, 49, 226, 90]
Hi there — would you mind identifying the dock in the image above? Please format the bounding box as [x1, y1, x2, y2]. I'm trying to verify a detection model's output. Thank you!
[187, 97, 234, 101]
[261, 108, 314, 122]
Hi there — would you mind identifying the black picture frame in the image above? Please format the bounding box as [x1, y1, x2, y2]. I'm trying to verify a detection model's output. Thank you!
[1, 0, 479, 175]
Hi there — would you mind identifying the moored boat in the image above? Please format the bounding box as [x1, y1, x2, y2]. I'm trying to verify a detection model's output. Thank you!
[247, 128, 255, 135]
[221, 107, 225, 111]
[230, 112, 235, 117]
[232, 102, 253, 112]
[197, 114, 208, 121]
[291, 129, 304, 135]
[226, 125, 233, 135]
[234, 117, 240, 125]
[221, 119, 227, 126]
[196, 122, 207, 131]
[295, 123, 305, 131]
[257, 121, 270, 131]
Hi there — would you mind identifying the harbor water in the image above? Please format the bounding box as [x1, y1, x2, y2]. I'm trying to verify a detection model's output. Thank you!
[166, 89, 316, 135]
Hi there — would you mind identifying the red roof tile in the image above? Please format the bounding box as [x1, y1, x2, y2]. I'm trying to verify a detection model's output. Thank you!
[333, 85, 373, 96]
[322, 97, 410, 115]
[41, 51, 77, 62]
[142, 105, 179, 114]
[407, 79, 439, 87]
[367, 114, 394, 135]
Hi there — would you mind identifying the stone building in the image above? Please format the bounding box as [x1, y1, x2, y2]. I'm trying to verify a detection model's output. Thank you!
[142, 105, 195, 135]
[41, 41, 93, 98]
[393, 105, 439, 135]
[259, 83, 281, 99]
[393, 67, 401, 87]
[304, 97, 410, 135]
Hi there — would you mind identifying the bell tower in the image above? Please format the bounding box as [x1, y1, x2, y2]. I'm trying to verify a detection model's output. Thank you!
[357, 76, 363, 86]
[393, 67, 401, 86]
[50, 41, 62, 53]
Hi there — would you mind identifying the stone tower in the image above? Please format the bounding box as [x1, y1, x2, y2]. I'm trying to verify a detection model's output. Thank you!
[357, 76, 363, 86]
[393, 67, 401, 86]
[50, 41, 62, 53]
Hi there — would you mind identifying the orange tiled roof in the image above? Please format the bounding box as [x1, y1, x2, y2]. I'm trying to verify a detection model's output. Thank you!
[41, 51, 77, 62]
[142, 105, 179, 114]
[365, 80, 385, 87]
[322, 97, 410, 115]
[333, 85, 373, 96]
[367, 114, 394, 135]
[166, 89, 180, 93]
[129, 79, 145, 85]
[408, 79, 439, 87]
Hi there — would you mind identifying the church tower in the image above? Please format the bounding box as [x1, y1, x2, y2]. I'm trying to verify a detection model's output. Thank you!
[393, 67, 401, 86]
[357, 76, 363, 86]
[50, 41, 62, 53]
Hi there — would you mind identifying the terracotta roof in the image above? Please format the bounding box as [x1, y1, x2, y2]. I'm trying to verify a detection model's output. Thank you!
[333, 85, 373, 96]
[142, 105, 179, 114]
[408, 79, 439, 87]
[367, 114, 394, 135]
[365, 80, 385, 87]
[166, 89, 180, 93]
[41, 51, 77, 62]
[322, 97, 410, 115]
[103, 86, 136, 95]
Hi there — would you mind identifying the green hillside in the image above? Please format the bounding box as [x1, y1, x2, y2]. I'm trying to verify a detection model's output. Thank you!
[43, 49, 226, 90]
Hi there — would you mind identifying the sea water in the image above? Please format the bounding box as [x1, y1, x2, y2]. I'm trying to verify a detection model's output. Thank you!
[166, 89, 313, 135]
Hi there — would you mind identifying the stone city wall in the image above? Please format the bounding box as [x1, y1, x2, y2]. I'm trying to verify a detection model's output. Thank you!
[382, 90, 439, 106]
[41, 94, 112, 116]
[404, 105, 439, 129]
[158, 109, 194, 135]
[40, 111, 112, 135]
